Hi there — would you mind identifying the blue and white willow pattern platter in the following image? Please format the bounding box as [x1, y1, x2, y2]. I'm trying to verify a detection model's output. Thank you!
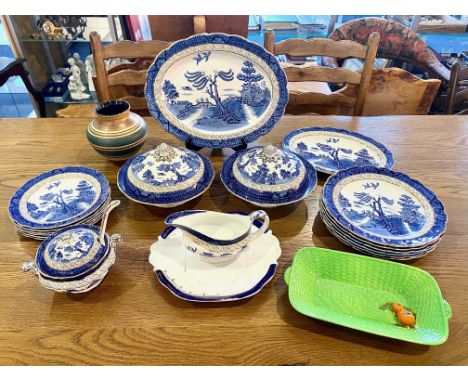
[117, 143, 215, 207]
[35, 224, 110, 280]
[149, 212, 281, 302]
[221, 145, 317, 207]
[322, 167, 447, 248]
[283, 127, 394, 175]
[8, 167, 110, 230]
[145, 33, 288, 149]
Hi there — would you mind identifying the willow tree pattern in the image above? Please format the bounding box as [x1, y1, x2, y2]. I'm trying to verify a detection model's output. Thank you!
[26, 180, 96, 223]
[339, 182, 426, 236]
[185, 69, 239, 123]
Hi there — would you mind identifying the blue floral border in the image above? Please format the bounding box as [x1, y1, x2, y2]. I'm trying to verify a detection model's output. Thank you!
[220, 147, 318, 206]
[145, 33, 288, 149]
[8, 167, 110, 230]
[35, 224, 110, 280]
[117, 151, 215, 206]
[322, 166, 447, 247]
[283, 127, 395, 173]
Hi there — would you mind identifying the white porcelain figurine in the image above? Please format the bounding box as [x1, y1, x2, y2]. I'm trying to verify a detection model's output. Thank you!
[85, 56, 95, 92]
[68, 57, 90, 100]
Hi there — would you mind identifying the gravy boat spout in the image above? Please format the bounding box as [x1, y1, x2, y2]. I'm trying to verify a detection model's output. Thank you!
[165, 210, 270, 263]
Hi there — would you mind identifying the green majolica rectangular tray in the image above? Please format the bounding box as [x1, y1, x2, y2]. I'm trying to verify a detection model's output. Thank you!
[284, 247, 451, 345]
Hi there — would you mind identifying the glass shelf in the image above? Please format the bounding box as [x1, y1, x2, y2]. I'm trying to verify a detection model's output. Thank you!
[44, 91, 98, 104]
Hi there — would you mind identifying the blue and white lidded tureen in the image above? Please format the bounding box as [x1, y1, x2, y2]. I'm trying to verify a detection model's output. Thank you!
[22, 200, 122, 293]
[221, 145, 318, 207]
[117, 143, 215, 207]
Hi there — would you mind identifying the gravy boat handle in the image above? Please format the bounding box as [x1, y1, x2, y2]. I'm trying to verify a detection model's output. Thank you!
[248, 210, 270, 241]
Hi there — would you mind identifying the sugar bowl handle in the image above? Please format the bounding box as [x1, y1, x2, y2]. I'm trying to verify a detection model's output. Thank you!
[248, 210, 270, 242]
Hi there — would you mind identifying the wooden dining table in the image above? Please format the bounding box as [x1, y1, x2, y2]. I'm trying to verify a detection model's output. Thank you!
[0, 114, 467, 366]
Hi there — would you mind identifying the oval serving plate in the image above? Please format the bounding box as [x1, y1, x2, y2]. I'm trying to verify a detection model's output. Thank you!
[283, 127, 394, 175]
[322, 166, 447, 248]
[8, 167, 110, 230]
[145, 33, 288, 149]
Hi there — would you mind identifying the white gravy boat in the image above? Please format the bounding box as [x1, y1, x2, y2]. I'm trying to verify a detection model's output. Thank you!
[165, 210, 270, 263]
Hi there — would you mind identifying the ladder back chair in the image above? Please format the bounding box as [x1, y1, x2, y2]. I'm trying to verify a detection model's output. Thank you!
[264, 29, 379, 116]
[341, 68, 441, 115]
[444, 60, 468, 114]
[89, 31, 171, 114]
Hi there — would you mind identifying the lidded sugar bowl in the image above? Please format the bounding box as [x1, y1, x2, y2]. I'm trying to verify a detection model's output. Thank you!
[221, 145, 317, 207]
[117, 143, 215, 207]
[22, 200, 122, 293]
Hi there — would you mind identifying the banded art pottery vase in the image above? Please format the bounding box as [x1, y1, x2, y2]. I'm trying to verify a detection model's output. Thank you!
[87, 100, 148, 161]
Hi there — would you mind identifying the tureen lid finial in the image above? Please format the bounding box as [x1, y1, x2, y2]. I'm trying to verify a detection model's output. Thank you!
[258, 145, 281, 162]
[153, 143, 177, 162]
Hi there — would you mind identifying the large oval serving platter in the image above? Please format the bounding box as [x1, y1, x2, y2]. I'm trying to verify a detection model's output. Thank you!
[322, 167, 447, 248]
[8, 167, 110, 230]
[145, 33, 288, 149]
[283, 127, 394, 175]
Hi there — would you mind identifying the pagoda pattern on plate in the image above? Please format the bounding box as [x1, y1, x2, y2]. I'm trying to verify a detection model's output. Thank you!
[25, 179, 97, 223]
[338, 182, 426, 237]
[295, 137, 379, 171]
[163, 56, 271, 131]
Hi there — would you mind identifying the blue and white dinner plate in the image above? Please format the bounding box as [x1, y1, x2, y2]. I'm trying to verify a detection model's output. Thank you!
[221, 145, 318, 207]
[145, 33, 288, 149]
[321, 166, 447, 249]
[149, 213, 281, 302]
[8, 167, 110, 231]
[319, 199, 442, 251]
[117, 143, 215, 207]
[319, 207, 441, 260]
[283, 127, 394, 175]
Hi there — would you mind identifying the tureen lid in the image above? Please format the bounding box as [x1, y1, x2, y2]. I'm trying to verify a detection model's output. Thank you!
[232, 145, 306, 192]
[127, 143, 204, 193]
[35, 224, 109, 280]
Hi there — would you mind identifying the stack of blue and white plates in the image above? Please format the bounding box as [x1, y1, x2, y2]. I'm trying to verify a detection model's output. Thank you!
[319, 166, 447, 261]
[8, 167, 111, 240]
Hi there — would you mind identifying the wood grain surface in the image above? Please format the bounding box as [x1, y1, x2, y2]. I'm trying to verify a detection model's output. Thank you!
[0, 115, 467, 365]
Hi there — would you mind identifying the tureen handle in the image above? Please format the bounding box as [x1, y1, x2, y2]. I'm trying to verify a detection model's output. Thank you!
[99, 200, 121, 246]
[248, 210, 270, 242]
[21, 261, 38, 276]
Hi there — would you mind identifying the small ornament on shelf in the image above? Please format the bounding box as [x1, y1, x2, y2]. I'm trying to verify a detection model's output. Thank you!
[72, 53, 88, 87]
[68, 57, 90, 100]
[85, 55, 96, 92]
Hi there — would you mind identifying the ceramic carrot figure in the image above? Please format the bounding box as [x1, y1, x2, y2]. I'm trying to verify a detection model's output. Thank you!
[381, 302, 416, 328]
